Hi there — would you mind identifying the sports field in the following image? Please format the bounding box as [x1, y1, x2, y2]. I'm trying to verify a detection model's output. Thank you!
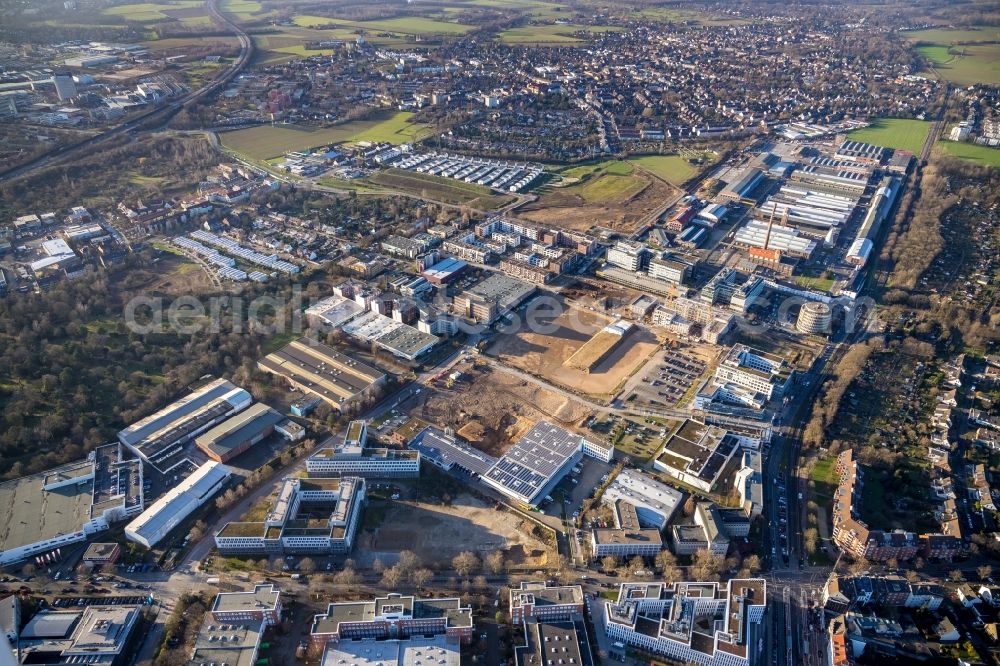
[937, 140, 1000, 168]
[847, 119, 932, 155]
[627, 155, 697, 185]
[904, 28, 1000, 86]
[219, 112, 431, 159]
[498, 24, 623, 45]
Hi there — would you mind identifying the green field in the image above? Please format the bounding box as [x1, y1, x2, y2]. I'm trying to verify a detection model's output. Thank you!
[559, 160, 633, 179]
[219, 0, 263, 19]
[220, 112, 431, 160]
[627, 155, 697, 185]
[290, 14, 472, 35]
[904, 28, 1000, 85]
[937, 140, 1000, 168]
[366, 169, 515, 209]
[847, 118, 932, 155]
[498, 24, 622, 45]
[102, 0, 202, 21]
[578, 174, 645, 203]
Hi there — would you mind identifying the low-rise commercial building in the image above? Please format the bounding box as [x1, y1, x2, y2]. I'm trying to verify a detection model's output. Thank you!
[124, 461, 230, 548]
[194, 402, 284, 463]
[17, 605, 143, 666]
[211, 584, 282, 626]
[591, 499, 663, 558]
[714, 345, 793, 402]
[258, 338, 386, 411]
[310, 592, 472, 649]
[654, 420, 743, 493]
[482, 422, 613, 507]
[0, 444, 142, 565]
[117, 377, 251, 472]
[307, 420, 421, 478]
[509, 582, 584, 623]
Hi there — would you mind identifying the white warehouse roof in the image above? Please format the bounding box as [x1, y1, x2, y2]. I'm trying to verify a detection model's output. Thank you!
[124, 461, 230, 548]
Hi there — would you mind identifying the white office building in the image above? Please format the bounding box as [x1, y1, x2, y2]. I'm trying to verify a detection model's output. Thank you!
[603, 580, 766, 666]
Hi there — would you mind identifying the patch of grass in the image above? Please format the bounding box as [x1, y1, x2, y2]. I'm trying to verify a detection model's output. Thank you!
[367, 169, 515, 209]
[794, 269, 836, 294]
[847, 118, 932, 155]
[627, 155, 697, 185]
[937, 140, 1000, 168]
[578, 174, 645, 203]
[219, 111, 431, 160]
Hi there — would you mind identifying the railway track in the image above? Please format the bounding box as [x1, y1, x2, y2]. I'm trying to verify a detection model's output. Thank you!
[0, 0, 253, 184]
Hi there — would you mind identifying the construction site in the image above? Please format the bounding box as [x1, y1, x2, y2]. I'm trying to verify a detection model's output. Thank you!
[406, 361, 595, 458]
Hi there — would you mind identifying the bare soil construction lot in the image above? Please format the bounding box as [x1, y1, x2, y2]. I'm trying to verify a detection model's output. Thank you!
[410, 363, 594, 456]
[357, 493, 551, 567]
[488, 300, 661, 398]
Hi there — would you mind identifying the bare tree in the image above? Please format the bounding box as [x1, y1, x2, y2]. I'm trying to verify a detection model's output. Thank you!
[299, 557, 316, 574]
[654, 550, 677, 573]
[382, 565, 404, 589]
[411, 568, 433, 589]
[452, 551, 480, 578]
[398, 550, 421, 574]
[485, 550, 506, 575]
[334, 568, 361, 586]
[978, 565, 993, 581]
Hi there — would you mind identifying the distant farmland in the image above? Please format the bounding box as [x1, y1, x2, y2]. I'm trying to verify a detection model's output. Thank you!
[219, 112, 431, 160]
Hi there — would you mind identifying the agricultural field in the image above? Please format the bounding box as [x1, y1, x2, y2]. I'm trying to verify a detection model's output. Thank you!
[366, 170, 515, 210]
[219, 112, 431, 160]
[846, 118, 932, 155]
[937, 140, 1000, 168]
[497, 23, 623, 45]
[291, 14, 473, 35]
[102, 0, 205, 22]
[904, 27, 1000, 85]
[518, 160, 679, 233]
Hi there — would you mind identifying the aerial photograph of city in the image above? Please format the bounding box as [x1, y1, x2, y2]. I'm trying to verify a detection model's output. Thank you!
[0, 0, 999, 664]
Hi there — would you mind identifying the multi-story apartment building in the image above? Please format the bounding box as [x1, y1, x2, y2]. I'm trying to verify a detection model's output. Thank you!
[832, 450, 965, 562]
[603, 580, 766, 666]
[509, 582, 585, 623]
[310, 593, 472, 649]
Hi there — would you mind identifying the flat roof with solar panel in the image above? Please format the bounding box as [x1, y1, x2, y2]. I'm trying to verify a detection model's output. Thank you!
[482, 422, 608, 506]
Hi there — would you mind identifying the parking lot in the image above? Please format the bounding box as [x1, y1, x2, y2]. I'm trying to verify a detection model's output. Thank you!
[628, 348, 708, 409]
